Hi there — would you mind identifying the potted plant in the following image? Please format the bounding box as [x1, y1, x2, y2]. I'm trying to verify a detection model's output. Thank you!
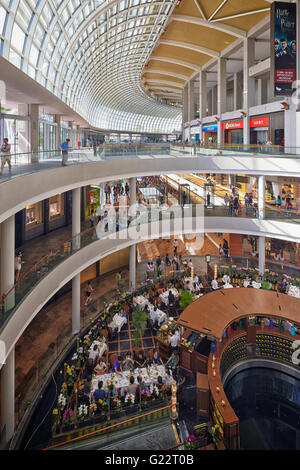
[132, 305, 148, 346]
[179, 289, 195, 309]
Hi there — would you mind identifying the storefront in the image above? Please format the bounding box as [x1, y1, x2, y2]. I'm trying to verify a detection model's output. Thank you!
[15, 191, 72, 246]
[39, 114, 57, 151]
[249, 117, 269, 145]
[190, 126, 200, 144]
[202, 124, 218, 144]
[222, 120, 243, 144]
[0, 113, 30, 154]
[85, 186, 100, 218]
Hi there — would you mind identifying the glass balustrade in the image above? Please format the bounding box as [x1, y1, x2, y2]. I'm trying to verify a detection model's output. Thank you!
[1, 203, 300, 333]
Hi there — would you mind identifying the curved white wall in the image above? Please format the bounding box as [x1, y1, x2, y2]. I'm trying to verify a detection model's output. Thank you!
[1, 216, 300, 366]
[2, 155, 300, 222]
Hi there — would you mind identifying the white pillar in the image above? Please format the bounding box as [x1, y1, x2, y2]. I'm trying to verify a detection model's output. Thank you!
[129, 177, 136, 206]
[29, 104, 39, 153]
[258, 175, 265, 219]
[233, 72, 242, 110]
[72, 274, 80, 335]
[188, 80, 194, 123]
[55, 115, 61, 150]
[259, 236, 265, 275]
[217, 58, 226, 144]
[243, 38, 255, 145]
[1, 347, 15, 442]
[1, 216, 15, 310]
[199, 70, 207, 143]
[72, 187, 81, 250]
[129, 244, 136, 290]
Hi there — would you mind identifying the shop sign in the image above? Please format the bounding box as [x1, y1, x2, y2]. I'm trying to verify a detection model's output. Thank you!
[222, 120, 243, 130]
[222, 118, 269, 130]
[271, 2, 297, 96]
[249, 117, 269, 128]
[202, 124, 218, 132]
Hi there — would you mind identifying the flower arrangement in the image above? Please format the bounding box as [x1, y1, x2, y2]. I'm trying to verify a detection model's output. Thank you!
[185, 435, 196, 450]
[149, 384, 159, 398]
[78, 404, 88, 420]
[57, 393, 67, 409]
[89, 403, 97, 416]
[97, 399, 108, 412]
[210, 424, 220, 448]
[141, 389, 151, 403]
[62, 407, 73, 424]
[124, 393, 135, 405]
[61, 382, 68, 395]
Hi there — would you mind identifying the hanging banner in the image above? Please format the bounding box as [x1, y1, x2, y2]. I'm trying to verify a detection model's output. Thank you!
[271, 2, 296, 96]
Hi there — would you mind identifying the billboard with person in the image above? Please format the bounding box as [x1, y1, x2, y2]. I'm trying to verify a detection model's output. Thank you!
[271, 1, 296, 96]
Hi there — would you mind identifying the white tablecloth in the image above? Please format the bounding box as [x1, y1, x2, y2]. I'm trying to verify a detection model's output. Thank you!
[160, 288, 179, 305]
[108, 313, 127, 332]
[243, 280, 250, 288]
[223, 282, 233, 289]
[252, 281, 261, 289]
[149, 307, 167, 326]
[133, 295, 149, 310]
[91, 365, 172, 394]
[288, 285, 300, 298]
[89, 340, 107, 359]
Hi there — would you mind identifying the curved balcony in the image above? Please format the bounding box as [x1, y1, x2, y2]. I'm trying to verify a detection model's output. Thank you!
[1, 144, 300, 222]
[1, 205, 300, 365]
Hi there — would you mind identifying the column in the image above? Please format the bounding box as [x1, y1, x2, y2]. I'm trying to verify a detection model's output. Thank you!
[259, 236, 265, 275]
[72, 187, 81, 250]
[217, 58, 226, 144]
[188, 80, 194, 122]
[72, 274, 80, 335]
[29, 104, 39, 154]
[55, 115, 61, 150]
[258, 175, 265, 219]
[199, 70, 207, 143]
[0, 216, 15, 310]
[129, 244, 136, 290]
[257, 79, 268, 106]
[233, 72, 242, 110]
[17, 104, 30, 153]
[129, 177, 136, 206]
[68, 121, 74, 147]
[243, 38, 256, 145]
[1, 347, 15, 443]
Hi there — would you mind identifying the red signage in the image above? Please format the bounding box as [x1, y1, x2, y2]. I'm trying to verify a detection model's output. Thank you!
[222, 117, 269, 131]
[222, 120, 243, 130]
[249, 117, 269, 128]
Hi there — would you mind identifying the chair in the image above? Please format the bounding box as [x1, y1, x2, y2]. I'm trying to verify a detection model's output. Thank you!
[109, 353, 118, 371]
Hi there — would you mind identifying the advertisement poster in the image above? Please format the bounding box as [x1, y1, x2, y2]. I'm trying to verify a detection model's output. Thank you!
[272, 2, 296, 96]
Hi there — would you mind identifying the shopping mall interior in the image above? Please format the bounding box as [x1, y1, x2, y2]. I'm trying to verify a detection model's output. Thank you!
[1, 0, 300, 453]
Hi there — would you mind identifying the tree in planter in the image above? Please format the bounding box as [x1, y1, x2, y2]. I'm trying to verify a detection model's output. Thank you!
[132, 306, 148, 347]
[179, 289, 195, 309]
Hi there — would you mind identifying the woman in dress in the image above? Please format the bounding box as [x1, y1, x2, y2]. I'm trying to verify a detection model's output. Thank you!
[15, 251, 24, 281]
[84, 280, 94, 306]
[94, 357, 107, 375]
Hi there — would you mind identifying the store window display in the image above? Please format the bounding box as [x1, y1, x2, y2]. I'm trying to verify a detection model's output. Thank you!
[49, 194, 65, 220]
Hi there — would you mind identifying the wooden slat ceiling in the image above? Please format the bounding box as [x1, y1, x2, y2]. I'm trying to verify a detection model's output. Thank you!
[142, 0, 271, 106]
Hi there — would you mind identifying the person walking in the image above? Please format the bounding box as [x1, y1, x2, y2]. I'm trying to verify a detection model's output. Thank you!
[266, 240, 271, 259]
[277, 194, 281, 209]
[244, 193, 249, 216]
[228, 197, 233, 216]
[0, 138, 12, 175]
[15, 251, 24, 281]
[84, 280, 94, 306]
[173, 238, 178, 256]
[223, 238, 229, 259]
[60, 138, 70, 166]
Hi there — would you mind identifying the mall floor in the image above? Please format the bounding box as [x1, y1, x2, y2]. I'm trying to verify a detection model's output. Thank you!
[13, 220, 300, 422]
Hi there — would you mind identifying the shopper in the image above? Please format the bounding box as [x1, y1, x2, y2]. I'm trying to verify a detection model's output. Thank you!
[223, 238, 229, 258]
[15, 251, 24, 281]
[173, 238, 178, 256]
[0, 138, 11, 175]
[266, 240, 271, 258]
[60, 138, 70, 166]
[84, 280, 94, 306]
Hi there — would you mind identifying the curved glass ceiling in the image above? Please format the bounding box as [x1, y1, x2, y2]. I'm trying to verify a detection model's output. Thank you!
[0, 0, 182, 133]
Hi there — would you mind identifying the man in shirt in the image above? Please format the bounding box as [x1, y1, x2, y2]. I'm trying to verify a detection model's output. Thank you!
[0, 138, 11, 175]
[93, 381, 107, 402]
[124, 375, 138, 397]
[60, 138, 70, 166]
[169, 330, 180, 353]
[211, 279, 219, 290]
[112, 356, 123, 377]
